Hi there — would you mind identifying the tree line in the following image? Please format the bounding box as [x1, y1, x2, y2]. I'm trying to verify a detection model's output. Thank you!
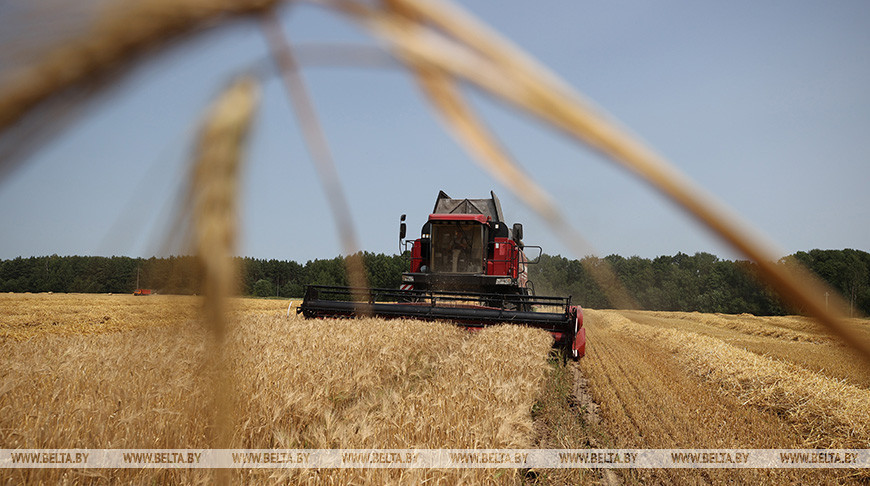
[0, 249, 866, 316]
[528, 250, 869, 316]
[0, 253, 409, 298]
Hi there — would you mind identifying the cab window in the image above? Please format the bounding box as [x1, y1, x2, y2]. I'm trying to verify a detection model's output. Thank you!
[430, 222, 484, 274]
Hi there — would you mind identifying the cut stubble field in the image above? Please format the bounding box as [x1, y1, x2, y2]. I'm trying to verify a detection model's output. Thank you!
[1, 293, 868, 484]
[579, 308, 870, 484]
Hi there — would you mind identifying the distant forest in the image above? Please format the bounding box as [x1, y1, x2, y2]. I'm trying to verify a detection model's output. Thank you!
[0, 249, 867, 316]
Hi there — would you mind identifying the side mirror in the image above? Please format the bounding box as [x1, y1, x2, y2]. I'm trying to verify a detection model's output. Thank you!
[399, 214, 407, 252]
[512, 223, 523, 242]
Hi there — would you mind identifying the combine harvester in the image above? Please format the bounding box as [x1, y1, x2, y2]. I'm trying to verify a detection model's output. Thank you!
[298, 191, 585, 359]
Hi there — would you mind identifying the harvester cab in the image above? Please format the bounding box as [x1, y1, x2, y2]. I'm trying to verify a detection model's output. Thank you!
[299, 191, 586, 359]
[399, 190, 536, 296]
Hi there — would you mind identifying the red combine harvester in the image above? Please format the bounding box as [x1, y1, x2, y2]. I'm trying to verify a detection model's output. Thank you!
[298, 191, 585, 358]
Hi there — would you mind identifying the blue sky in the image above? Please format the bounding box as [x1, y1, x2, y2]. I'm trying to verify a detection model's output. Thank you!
[0, 1, 868, 263]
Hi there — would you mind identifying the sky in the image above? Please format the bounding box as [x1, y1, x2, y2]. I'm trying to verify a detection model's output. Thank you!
[0, 0, 868, 263]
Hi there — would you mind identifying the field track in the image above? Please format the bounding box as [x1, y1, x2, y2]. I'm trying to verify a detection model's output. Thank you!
[1, 293, 868, 484]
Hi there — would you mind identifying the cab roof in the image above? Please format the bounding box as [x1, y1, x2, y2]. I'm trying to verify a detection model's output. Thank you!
[432, 190, 505, 223]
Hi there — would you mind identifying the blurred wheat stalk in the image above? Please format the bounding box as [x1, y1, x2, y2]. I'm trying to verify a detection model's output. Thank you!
[0, 0, 867, 363]
[189, 77, 259, 462]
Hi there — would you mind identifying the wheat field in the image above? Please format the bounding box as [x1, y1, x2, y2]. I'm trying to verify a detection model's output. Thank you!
[2, 1, 868, 484]
[3, 293, 870, 484]
[0, 293, 555, 484]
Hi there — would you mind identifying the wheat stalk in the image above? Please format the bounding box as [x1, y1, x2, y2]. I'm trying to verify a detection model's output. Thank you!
[413, 66, 638, 309]
[0, 0, 274, 134]
[260, 12, 371, 300]
[191, 76, 259, 337]
[189, 77, 259, 480]
[328, 0, 868, 361]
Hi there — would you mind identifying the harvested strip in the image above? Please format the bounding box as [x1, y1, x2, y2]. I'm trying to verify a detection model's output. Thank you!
[579, 309, 834, 484]
[604, 311, 870, 448]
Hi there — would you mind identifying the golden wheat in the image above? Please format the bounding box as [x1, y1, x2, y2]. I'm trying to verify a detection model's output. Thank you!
[0, 0, 274, 133]
[3, 2, 869, 484]
[0, 292, 198, 339]
[0, 293, 553, 484]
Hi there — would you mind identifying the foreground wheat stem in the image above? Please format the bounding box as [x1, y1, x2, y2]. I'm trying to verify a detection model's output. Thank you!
[328, 0, 869, 362]
[413, 66, 637, 309]
[190, 77, 259, 485]
[0, 0, 277, 176]
[260, 11, 370, 297]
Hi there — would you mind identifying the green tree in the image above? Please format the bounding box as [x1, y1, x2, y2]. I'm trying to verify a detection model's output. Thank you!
[252, 279, 274, 297]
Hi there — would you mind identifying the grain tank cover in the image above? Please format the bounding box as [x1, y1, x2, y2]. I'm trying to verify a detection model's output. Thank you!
[432, 190, 505, 223]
